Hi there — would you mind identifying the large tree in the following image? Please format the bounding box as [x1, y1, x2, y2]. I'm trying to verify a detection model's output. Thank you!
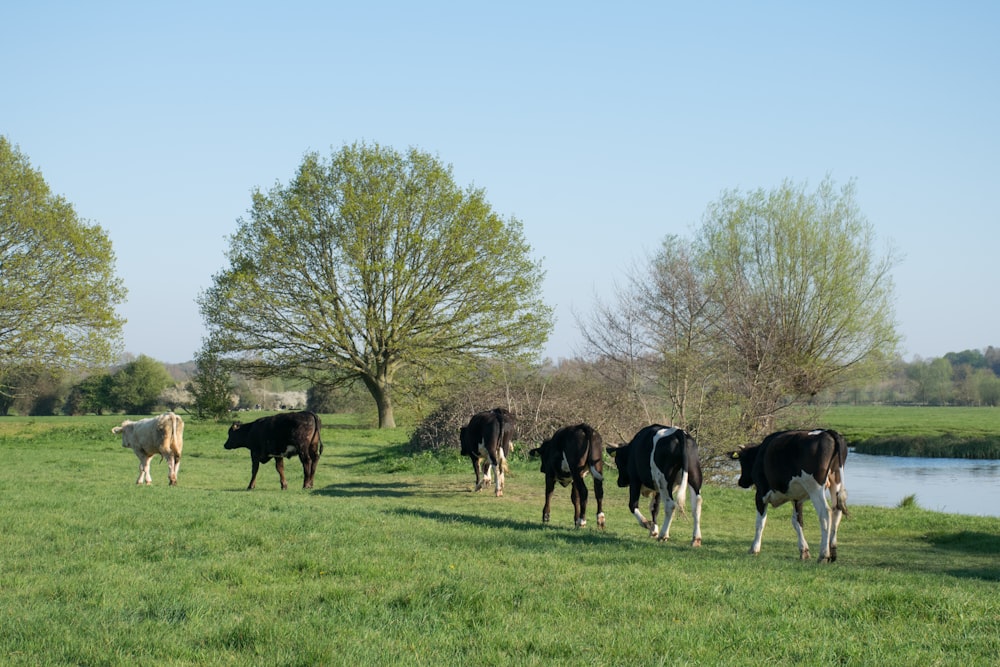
[0, 136, 126, 397]
[698, 177, 900, 430]
[198, 142, 552, 427]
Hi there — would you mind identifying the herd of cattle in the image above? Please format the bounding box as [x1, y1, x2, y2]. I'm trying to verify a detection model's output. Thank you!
[112, 407, 850, 563]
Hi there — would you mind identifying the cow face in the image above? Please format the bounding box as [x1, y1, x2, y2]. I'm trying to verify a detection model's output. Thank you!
[224, 423, 244, 449]
[729, 446, 758, 488]
[605, 444, 631, 488]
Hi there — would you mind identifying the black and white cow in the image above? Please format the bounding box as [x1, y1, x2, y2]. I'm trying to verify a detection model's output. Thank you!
[606, 424, 703, 545]
[460, 408, 515, 496]
[729, 429, 848, 562]
[528, 423, 605, 528]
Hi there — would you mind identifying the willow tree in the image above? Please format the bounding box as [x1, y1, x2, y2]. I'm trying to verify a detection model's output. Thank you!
[0, 136, 126, 397]
[698, 177, 900, 431]
[198, 142, 552, 428]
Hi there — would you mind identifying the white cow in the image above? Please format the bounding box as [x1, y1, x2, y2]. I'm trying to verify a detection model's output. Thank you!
[112, 412, 185, 486]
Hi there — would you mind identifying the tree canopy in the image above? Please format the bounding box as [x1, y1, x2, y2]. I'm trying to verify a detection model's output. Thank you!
[580, 177, 900, 446]
[0, 136, 126, 395]
[199, 142, 552, 427]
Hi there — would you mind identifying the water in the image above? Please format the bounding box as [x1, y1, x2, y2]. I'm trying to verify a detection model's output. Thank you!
[847, 451, 1000, 517]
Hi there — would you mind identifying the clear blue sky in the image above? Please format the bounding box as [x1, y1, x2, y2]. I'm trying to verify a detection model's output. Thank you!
[3, 2, 997, 364]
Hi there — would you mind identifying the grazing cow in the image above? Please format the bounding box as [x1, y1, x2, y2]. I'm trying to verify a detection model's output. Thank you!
[528, 423, 606, 528]
[606, 425, 703, 545]
[459, 407, 515, 496]
[224, 411, 323, 490]
[729, 429, 849, 563]
[112, 412, 185, 486]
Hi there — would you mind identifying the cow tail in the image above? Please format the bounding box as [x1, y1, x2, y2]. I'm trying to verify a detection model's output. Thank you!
[827, 429, 850, 517]
[313, 412, 324, 456]
[586, 425, 604, 481]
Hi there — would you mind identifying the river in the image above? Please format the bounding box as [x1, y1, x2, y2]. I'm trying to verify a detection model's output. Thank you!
[846, 451, 1000, 517]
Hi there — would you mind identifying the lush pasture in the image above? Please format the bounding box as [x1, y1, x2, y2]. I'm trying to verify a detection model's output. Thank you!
[1, 413, 998, 665]
[823, 405, 1000, 458]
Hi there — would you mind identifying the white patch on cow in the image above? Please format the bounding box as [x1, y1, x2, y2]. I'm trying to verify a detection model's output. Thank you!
[283, 445, 298, 457]
[648, 428, 680, 540]
[589, 463, 603, 482]
[560, 453, 571, 474]
[808, 429, 824, 436]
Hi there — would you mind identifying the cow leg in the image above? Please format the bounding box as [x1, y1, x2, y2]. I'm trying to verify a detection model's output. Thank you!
[648, 494, 661, 538]
[807, 484, 834, 563]
[247, 458, 261, 490]
[791, 500, 810, 559]
[828, 476, 847, 562]
[750, 497, 768, 555]
[471, 456, 484, 491]
[168, 453, 180, 486]
[689, 487, 703, 547]
[274, 457, 288, 490]
[656, 494, 676, 542]
[299, 453, 313, 489]
[541, 475, 556, 523]
[493, 448, 506, 497]
[593, 474, 605, 529]
[135, 451, 151, 485]
[572, 474, 588, 527]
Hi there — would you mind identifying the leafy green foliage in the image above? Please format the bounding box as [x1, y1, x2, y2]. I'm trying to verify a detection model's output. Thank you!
[108, 355, 172, 414]
[188, 347, 236, 420]
[0, 137, 126, 382]
[199, 142, 552, 428]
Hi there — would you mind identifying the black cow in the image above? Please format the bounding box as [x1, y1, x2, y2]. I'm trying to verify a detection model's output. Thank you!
[224, 411, 324, 490]
[459, 408, 515, 496]
[606, 425, 703, 545]
[528, 423, 605, 528]
[729, 429, 848, 562]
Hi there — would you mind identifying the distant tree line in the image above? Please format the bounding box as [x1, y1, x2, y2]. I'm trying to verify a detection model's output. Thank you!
[827, 346, 1000, 407]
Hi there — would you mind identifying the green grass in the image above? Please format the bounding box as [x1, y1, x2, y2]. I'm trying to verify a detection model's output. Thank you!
[1, 413, 998, 665]
[823, 405, 1000, 458]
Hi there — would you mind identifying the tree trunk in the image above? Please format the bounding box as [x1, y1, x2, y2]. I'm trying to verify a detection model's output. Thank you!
[363, 375, 396, 429]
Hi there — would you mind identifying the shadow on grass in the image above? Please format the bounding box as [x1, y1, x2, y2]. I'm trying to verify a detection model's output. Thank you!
[923, 530, 1000, 581]
[386, 507, 630, 547]
[313, 481, 420, 498]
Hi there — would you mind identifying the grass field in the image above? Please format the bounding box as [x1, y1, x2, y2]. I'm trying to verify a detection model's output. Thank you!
[1, 412, 998, 665]
[822, 405, 1000, 458]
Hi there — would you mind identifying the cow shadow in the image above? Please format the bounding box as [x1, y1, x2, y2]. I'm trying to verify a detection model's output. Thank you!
[313, 481, 419, 499]
[387, 507, 630, 547]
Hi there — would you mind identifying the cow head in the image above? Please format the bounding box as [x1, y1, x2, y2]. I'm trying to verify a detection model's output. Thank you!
[604, 443, 631, 488]
[224, 422, 244, 449]
[528, 438, 558, 474]
[728, 445, 758, 488]
[112, 421, 136, 447]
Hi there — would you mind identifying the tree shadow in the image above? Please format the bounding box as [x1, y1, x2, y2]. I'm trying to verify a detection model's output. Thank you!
[923, 530, 1000, 581]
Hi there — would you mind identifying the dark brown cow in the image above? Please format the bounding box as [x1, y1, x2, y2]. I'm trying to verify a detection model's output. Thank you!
[528, 423, 605, 528]
[224, 411, 323, 490]
[459, 408, 515, 496]
[606, 424, 703, 545]
[729, 429, 848, 562]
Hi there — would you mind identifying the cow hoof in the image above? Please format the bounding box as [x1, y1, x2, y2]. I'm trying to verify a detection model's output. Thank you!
[829, 547, 838, 562]
[576, 519, 586, 528]
[542, 513, 550, 523]
[691, 538, 702, 547]
[800, 549, 811, 560]
[597, 513, 606, 529]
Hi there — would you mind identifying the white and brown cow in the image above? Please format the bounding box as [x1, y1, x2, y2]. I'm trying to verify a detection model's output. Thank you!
[528, 423, 605, 528]
[112, 412, 185, 486]
[460, 407, 515, 496]
[729, 429, 849, 563]
[606, 424, 703, 545]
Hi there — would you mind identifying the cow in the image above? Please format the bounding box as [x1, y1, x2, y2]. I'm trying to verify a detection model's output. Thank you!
[112, 412, 185, 486]
[459, 407, 515, 496]
[606, 425, 703, 545]
[728, 429, 849, 563]
[224, 411, 323, 490]
[528, 423, 606, 528]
